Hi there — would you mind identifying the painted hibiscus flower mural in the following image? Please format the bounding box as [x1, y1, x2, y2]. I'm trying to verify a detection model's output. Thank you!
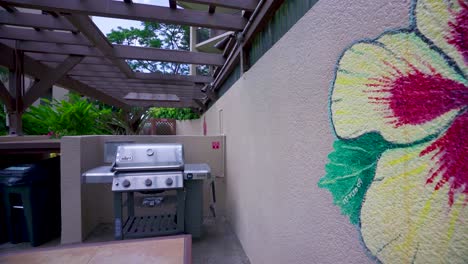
[318, 0, 467, 263]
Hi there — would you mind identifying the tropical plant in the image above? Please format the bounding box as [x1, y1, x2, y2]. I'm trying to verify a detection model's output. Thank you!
[22, 93, 112, 136]
[149, 107, 199, 120]
[0, 103, 7, 135]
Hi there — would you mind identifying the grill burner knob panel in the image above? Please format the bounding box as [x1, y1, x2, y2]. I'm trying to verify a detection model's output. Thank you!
[122, 179, 131, 188]
[166, 178, 173, 186]
[145, 179, 152, 187]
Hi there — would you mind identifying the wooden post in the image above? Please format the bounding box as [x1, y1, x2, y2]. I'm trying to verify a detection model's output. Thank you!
[7, 70, 23, 136]
[237, 32, 250, 73]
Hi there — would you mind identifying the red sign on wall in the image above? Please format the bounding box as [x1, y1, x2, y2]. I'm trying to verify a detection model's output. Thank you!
[212, 141, 220, 149]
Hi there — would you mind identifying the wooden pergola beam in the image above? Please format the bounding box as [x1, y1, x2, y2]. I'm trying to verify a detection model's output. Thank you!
[124, 100, 196, 108]
[134, 72, 212, 83]
[0, 80, 14, 111]
[81, 82, 203, 89]
[3, 0, 246, 30]
[180, 0, 258, 11]
[45, 63, 120, 73]
[69, 71, 125, 78]
[23, 55, 84, 109]
[113, 45, 225, 66]
[26, 53, 113, 65]
[193, 98, 206, 110]
[1, 40, 225, 66]
[0, 43, 129, 109]
[71, 73, 212, 84]
[169, 0, 177, 9]
[209, 5, 216, 14]
[0, 11, 76, 31]
[72, 76, 190, 84]
[0, 26, 90, 46]
[0, 3, 17, 12]
[65, 14, 135, 78]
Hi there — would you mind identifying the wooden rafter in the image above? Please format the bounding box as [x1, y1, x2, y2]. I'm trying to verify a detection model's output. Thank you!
[71, 73, 212, 84]
[169, 0, 177, 9]
[0, 26, 90, 46]
[193, 98, 206, 110]
[2, 0, 247, 30]
[209, 5, 216, 14]
[0, 43, 128, 109]
[0, 11, 76, 31]
[45, 63, 120, 73]
[113, 45, 225, 66]
[23, 55, 84, 109]
[180, 0, 258, 11]
[26, 53, 113, 65]
[0, 40, 225, 66]
[65, 14, 135, 78]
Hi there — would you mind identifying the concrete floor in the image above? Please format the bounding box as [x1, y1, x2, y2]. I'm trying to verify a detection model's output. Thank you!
[0, 216, 250, 264]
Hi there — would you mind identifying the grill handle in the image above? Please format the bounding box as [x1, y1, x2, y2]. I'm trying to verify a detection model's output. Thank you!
[112, 164, 184, 172]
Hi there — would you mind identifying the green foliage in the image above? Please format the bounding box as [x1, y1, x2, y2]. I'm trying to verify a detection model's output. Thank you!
[0, 104, 7, 135]
[0, 67, 8, 83]
[22, 93, 112, 136]
[149, 107, 199, 120]
[318, 133, 394, 225]
[107, 22, 190, 74]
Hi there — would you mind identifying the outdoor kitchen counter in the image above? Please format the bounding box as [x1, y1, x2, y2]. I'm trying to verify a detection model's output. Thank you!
[0, 235, 191, 264]
[0, 139, 60, 154]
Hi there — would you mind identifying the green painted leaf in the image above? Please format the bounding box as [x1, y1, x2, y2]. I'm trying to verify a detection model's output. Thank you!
[318, 133, 393, 225]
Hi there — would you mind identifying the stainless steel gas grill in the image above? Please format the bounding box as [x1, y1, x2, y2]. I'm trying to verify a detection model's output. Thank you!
[112, 143, 185, 240]
[112, 144, 184, 192]
[82, 142, 212, 240]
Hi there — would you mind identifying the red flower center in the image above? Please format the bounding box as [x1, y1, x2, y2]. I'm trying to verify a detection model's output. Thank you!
[369, 67, 467, 206]
[447, 0, 468, 65]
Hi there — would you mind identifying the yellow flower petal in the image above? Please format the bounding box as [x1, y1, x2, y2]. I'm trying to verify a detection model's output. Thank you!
[415, 0, 467, 73]
[331, 32, 465, 143]
[360, 142, 468, 263]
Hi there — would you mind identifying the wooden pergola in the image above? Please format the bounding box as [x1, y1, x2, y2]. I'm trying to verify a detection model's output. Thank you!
[0, 0, 283, 135]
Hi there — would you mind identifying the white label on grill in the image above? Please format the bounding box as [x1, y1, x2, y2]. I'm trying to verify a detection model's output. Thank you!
[121, 155, 133, 161]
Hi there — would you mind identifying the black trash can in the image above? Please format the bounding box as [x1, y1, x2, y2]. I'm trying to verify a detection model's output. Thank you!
[0, 157, 61, 247]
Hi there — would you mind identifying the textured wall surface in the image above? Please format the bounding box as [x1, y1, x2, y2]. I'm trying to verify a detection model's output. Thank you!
[319, 0, 468, 263]
[200, 0, 418, 263]
[176, 120, 202, 135]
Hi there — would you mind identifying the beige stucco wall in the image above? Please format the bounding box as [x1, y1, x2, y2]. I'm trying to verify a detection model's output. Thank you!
[176, 120, 202, 135]
[200, 0, 411, 263]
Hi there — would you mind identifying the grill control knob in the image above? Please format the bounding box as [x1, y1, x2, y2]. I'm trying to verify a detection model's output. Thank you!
[145, 179, 152, 187]
[122, 179, 131, 188]
[165, 178, 173, 186]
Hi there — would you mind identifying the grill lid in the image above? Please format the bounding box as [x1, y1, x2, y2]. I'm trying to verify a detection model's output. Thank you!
[113, 143, 184, 172]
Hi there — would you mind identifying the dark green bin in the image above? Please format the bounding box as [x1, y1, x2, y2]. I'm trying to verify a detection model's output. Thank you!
[0, 157, 61, 247]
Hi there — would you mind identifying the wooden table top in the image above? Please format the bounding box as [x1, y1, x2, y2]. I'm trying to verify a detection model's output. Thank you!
[0, 235, 191, 264]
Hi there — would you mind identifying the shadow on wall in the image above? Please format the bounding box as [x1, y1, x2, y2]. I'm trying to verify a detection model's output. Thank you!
[318, 0, 467, 263]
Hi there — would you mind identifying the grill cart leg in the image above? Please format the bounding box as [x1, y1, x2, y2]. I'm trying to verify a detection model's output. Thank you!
[127, 192, 134, 218]
[113, 192, 123, 240]
[176, 189, 185, 233]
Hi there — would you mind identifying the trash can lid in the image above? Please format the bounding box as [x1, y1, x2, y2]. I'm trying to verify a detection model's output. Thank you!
[0, 163, 48, 186]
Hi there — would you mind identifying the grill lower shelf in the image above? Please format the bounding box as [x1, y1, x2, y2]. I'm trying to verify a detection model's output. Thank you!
[122, 215, 183, 238]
